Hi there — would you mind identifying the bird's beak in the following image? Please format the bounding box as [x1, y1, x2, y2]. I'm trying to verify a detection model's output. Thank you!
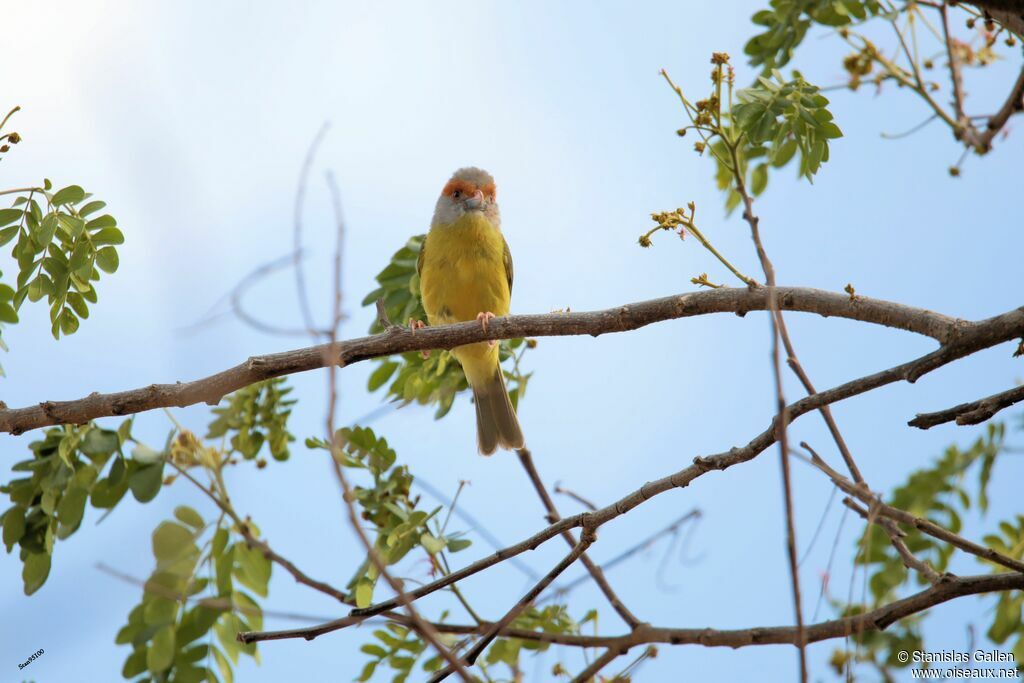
[463, 189, 486, 211]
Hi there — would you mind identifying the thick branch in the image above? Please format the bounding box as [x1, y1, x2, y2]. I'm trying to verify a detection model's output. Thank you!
[0, 286, 965, 435]
[242, 571, 1024, 650]
[965, 0, 1024, 41]
[909, 383, 1024, 429]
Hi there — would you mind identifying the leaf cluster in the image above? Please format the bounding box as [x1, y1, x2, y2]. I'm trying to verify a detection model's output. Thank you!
[835, 422, 1024, 677]
[0, 180, 124, 339]
[357, 620, 452, 682]
[485, 605, 594, 672]
[206, 378, 296, 462]
[308, 425, 472, 609]
[117, 508, 270, 683]
[745, 0, 885, 70]
[1, 420, 162, 595]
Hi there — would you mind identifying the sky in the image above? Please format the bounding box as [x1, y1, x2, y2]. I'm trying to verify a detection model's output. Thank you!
[1, 2, 1022, 682]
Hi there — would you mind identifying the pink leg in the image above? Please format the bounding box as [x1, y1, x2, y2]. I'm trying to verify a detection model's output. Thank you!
[476, 311, 497, 348]
[408, 319, 429, 358]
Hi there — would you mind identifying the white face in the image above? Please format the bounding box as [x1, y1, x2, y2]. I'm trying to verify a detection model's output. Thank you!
[432, 168, 502, 228]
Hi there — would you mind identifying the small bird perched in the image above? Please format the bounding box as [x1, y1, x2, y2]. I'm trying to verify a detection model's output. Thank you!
[416, 167, 525, 455]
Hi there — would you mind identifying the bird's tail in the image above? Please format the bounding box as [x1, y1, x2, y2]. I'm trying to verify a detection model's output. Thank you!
[471, 365, 525, 456]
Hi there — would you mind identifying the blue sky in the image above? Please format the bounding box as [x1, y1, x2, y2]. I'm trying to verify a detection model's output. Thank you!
[2, 2, 1022, 682]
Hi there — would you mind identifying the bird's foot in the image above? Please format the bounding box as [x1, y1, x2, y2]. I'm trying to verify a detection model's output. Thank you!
[408, 319, 430, 358]
[476, 311, 497, 348]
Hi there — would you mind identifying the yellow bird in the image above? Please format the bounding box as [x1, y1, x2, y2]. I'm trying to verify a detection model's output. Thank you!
[416, 167, 525, 455]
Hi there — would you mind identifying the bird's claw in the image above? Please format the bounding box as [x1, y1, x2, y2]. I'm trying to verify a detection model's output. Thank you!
[408, 319, 430, 358]
[476, 312, 497, 347]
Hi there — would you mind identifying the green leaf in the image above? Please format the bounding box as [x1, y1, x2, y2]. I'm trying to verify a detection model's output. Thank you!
[0, 302, 17, 324]
[86, 214, 117, 231]
[96, 246, 119, 273]
[213, 645, 234, 683]
[446, 537, 472, 553]
[146, 623, 176, 672]
[420, 532, 446, 555]
[129, 461, 164, 502]
[152, 521, 195, 563]
[233, 543, 272, 597]
[51, 185, 86, 206]
[0, 225, 19, 246]
[56, 486, 88, 528]
[59, 309, 79, 335]
[122, 648, 147, 678]
[79, 200, 106, 217]
[174, 505, 205, 530]
[368, 360, 400, 391]
[0, 208, 23, 227]
[820, 121, 843, 139]
[177, 605, 223, 646]
[2, 507, 27, 549]
[22, 552, 51, 595]
[750, 163, 769, 195]
[91, 226, 124, 245]
[144, 597, 178, 626]
[357, 660, 378, 682]
[355, 578, 374, 608]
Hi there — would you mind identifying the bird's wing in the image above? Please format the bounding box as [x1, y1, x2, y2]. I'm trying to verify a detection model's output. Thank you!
[503, 237, 513, 295]
[417, 235, 426, 278]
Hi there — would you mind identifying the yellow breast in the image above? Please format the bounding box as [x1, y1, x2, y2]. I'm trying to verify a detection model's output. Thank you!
[420, 212, 510, 326]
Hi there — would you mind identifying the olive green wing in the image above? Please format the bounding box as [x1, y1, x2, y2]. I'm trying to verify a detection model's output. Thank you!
[417, 236, 426, 279]
[503, 237, 513, 295]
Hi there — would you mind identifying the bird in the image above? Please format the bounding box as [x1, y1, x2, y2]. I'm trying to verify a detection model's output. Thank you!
[416, 167, 525, 455]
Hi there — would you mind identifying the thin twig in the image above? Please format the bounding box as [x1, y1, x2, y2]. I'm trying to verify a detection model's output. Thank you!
[554, 482, 599, 511]
[545, 509, 702, 601]
[571, 647, 623, 683]
[729, 143, 808, 683]
[910, 383, 1024, 429]
[293, 123, 331, 336]
[940, 3, 968, 125]
[318, 173, 471, 680]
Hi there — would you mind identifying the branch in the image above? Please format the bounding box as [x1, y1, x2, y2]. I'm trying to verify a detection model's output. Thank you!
[0, 286, 967, 435]
[570, 648, 623, 683]
[805, 448, 1024, 574]
[517, 448, 643, 629]
[427, 528, 597, 683]
[940, 2, 968, 126]
[242, 572, 1024, 650]
[545, 509, 701, 601]
[347, 515, 584, 620]
[841, 497, 943, 585]
[909, 383, 1024, 429]
[965, 66, 1024, 153]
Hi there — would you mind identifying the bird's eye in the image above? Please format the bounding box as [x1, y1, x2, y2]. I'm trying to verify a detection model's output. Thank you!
[452, 190, 461, 199]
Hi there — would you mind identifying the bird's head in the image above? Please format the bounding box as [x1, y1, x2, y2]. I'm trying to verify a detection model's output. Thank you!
[432, 167, 501, 227]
